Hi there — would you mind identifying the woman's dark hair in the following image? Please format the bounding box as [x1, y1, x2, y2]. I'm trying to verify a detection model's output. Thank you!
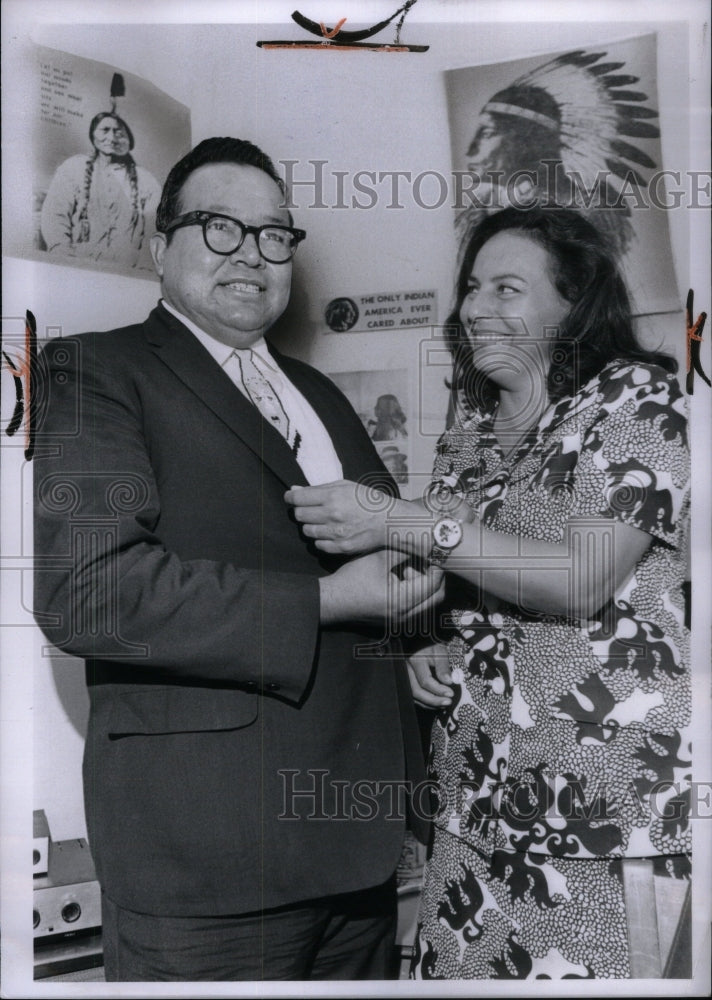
[447, 205, 676, 409]
[156, 137, 288, 234]
[89, 112, 135, 151]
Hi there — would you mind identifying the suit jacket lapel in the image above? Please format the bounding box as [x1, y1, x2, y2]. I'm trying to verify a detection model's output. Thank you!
[143, 305, 307, 487]
[272, 346, 387, 483]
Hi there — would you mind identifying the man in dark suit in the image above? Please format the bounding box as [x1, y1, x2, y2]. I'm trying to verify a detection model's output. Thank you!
[33, 137, 441, 981]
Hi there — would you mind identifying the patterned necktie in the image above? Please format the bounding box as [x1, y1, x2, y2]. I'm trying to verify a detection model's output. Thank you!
[233, 349, 294, 446]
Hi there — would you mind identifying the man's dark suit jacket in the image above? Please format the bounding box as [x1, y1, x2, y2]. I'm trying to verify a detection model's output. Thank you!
[33, 304, 426, 917]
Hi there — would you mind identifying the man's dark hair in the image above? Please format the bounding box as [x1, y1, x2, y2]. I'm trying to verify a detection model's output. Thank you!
[447, 204, 677, 409]
[156, 137, 287, 234]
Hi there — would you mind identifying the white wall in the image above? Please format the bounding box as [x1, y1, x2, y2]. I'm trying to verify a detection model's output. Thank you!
[1, 4, 707, 851]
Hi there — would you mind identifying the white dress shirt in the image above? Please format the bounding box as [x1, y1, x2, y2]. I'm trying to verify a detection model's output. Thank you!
[161, 299, 343, 485]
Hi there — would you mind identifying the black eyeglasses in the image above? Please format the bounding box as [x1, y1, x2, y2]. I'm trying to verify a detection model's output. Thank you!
[162, 211, 306, 263]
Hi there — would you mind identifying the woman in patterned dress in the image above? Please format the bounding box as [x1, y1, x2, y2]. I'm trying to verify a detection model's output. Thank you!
[285, 206, 691, 979]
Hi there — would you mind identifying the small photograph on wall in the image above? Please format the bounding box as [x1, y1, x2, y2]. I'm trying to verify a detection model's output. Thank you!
[329, 369, 410, 484]
[376, 443, 409, 487]
[446, 33, 680, 315]
[13, 45, 191, 279]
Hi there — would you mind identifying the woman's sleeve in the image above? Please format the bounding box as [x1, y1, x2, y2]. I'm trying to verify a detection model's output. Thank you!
[572, 364, 690, 545]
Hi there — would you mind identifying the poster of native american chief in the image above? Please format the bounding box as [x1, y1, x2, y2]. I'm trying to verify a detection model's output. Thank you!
[446, 34, 680, 316]
[17, 46, 191, 279]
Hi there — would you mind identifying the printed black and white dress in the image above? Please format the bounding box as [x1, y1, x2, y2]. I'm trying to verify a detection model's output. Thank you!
[411, 361, 691, 980]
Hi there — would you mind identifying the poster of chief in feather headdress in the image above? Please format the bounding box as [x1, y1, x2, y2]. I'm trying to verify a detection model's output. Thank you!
[446, 34, 679, 315]
[10, 45, 191, 279]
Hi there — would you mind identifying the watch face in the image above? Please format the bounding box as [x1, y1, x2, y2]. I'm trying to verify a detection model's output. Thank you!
[433, 516, 463, 550]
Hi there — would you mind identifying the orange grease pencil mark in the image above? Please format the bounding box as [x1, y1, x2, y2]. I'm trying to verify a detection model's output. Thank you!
[258, 43, 414, 52]
[319, 18, 347, 39]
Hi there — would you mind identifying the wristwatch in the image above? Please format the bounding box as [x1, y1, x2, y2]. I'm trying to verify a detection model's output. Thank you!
[428, 515, 463, 568]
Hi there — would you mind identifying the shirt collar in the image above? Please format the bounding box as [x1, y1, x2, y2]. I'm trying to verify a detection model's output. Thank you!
[160, 298, 274, 372]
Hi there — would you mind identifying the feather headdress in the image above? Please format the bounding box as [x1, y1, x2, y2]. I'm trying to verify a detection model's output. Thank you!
[458, 48, 661, 258]
[109, 72, 125, 114]
[483, 49, 660, 195]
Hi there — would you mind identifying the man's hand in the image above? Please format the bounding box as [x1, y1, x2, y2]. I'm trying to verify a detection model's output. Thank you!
[286, 480, 407, 555]
[406, 643, 454, 708]
[319, 549, 444, 625]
